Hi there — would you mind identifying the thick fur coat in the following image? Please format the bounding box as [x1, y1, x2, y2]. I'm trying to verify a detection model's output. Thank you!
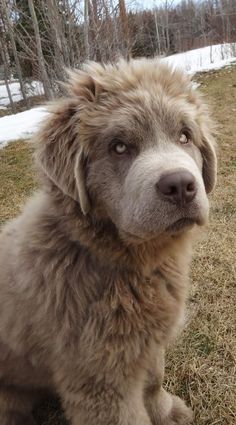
[0, 59, 217, 425]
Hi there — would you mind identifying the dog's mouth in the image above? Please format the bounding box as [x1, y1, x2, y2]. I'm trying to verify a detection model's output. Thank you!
[120, 218, 197, 243]
[166, 217, 198, 233]
[119, 211, 206, 243]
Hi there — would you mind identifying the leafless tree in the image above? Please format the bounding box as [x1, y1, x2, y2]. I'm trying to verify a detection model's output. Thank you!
[84, 0, 90, 59]
[0, 35, 16, 111]
[27, 0, 53, 99]
[1, 0, 28, 106]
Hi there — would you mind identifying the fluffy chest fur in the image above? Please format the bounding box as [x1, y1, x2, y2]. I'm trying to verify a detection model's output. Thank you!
[0, 192, 191, 376]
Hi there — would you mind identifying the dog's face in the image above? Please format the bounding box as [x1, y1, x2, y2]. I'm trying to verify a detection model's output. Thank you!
[37, 59, 217, 242]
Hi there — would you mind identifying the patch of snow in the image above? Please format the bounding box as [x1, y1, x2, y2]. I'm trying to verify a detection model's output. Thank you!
[0, 81, 44, 107]
[0, 107, 49, 149]
[191, 82, 201, 90]
[162, 43, 236, 74]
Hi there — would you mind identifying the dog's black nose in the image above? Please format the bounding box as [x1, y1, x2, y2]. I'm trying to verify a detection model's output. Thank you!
[157, 171, 197, 206]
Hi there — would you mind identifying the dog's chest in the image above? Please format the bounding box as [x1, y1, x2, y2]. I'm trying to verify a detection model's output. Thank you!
[102, 264, 187, 346]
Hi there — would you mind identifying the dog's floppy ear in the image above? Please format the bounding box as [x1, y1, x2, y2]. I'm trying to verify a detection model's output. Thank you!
[35, 98, 91, 214]
[201, 133, 217, 194]
[74, 146, 91, 215]
[35, 65, 107, 214]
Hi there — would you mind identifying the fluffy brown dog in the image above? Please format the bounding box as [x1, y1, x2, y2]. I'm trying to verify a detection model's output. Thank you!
[0, 59, 217, 425]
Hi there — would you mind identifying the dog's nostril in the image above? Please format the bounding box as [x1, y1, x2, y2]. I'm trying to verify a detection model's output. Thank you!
[187, 182, 195, 192]
[169, 185, 177, 195]
[157, 171, 197, 205]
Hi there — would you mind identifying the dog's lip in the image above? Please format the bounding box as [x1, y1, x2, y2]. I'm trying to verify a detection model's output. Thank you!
[166, 217, 199, 232]
[120, 218, 196, 242]
[119, 215, 206, 242]
[119, 229, 147, 244]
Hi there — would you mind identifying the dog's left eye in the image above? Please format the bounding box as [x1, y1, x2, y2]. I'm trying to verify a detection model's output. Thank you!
[179, 131, 191, 144]
[114, 142, 127, 154]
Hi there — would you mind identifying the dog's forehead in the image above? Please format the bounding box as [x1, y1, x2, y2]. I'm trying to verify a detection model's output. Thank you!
[79, 61, 204, 151]
[100, 86, 196, 141]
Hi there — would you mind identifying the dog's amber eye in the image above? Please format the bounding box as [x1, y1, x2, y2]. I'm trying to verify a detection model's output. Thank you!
[114, 142, 127, 154]
[179, 132, 191, 144]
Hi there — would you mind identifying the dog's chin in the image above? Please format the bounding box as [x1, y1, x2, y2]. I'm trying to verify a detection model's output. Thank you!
[166, 217, 197, 233]
[120, 215, 206, 244]
[119, 220, 195, 245]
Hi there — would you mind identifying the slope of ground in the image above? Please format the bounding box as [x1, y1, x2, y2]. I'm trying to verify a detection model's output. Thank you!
[0, 65, 235, 424]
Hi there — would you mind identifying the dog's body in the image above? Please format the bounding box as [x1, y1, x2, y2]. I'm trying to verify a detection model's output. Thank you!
[0, 59, 216, 425]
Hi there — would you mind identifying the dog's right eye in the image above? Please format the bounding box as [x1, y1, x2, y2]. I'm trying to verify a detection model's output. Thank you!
[113, 142, 128, 155]
[179, 129, 192, 144]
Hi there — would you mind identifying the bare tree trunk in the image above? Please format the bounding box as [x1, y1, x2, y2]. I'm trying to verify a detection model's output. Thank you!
[220, 0, 226, 43]
[119, 0, 130, 58]
[63, 0, 75, 66]
[226, 16, 230, 43]
[154, 9, 161, 55]
[0, 39, 16, 112]
[210, 44, 213, 63]
[110, 0, 120, 58]
[84, 0, 90, 59]
[165, 0, 170, 53]
[28, 0, 53, 100]
[89, 0, 101, 61]
[46, 0, 70, 70]
[45, 0, 66, 81]
[2, 0, 28, 106]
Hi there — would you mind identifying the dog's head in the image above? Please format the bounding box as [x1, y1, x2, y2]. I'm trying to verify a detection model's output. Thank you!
[36, 59, 217, 241]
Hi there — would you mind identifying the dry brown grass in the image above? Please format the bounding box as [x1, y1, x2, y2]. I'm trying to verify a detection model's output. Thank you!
[165, 66, 236, 424]
[0, 141, 36, 225]
[0, 66, 235, 424]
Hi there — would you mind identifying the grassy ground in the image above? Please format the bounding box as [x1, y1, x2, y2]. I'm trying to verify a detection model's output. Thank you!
[166, 66, 236, 424]
[0, 141, 36, 225]
[0, 66, 235, 424]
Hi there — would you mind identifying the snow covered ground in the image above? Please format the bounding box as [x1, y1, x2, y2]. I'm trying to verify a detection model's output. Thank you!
[0, 43, 236, 148]
[163, 43, 236, 73]
[0, 80, 43, 107]
[0, 107, 49, 149]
